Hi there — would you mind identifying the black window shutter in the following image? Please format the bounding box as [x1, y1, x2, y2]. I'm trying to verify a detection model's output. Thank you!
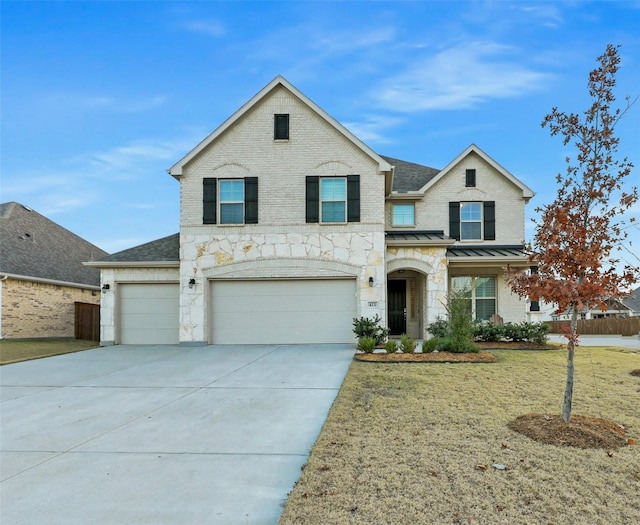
[449, 202, 460, 241]
[483, 201, 496, 240]
[203, 178, 217, 224]
[529, 266, 540, 311]
[306, 176, 319, 223]
[465, 169, 476, 187]
[274, 114, 289, 140]
[347, 175, 360, 222]
[244, 177, 258, 224]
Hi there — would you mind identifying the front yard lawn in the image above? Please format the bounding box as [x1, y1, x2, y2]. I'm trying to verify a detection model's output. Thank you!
[279, 347, 640, 524]
[0, 338, 98, 365]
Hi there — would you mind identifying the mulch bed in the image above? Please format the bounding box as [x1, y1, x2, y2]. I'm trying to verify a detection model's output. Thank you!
[475, 341, 557, 350]
[354, 350, 497, 363]
[508, 413, 634, 449]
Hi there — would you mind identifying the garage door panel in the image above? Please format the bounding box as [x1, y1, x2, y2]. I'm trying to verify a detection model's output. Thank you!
[211, 279, 356, 344]
[119, 284, 179, 345]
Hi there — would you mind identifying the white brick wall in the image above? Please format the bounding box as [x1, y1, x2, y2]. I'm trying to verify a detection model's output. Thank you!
[387, 150, 528, 245]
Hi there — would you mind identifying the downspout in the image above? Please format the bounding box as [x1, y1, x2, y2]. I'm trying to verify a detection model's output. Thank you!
[0, 274, 8, 339]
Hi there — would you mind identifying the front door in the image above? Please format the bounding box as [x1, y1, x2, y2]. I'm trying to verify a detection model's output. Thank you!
[388, 280, 407, 335]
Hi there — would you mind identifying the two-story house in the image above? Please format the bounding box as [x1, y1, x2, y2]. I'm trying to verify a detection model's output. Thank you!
[88, 76, 535, 346]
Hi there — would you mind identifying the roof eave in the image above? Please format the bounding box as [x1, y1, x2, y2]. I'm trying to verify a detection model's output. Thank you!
[83, 261, 180, 269]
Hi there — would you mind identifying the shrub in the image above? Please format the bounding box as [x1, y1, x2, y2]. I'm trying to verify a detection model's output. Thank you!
[427, 317, 450, 339]
[385, 339, 398, 353]
[352, 315, 389, 345]
[357, 336, 377, 353]
[473, 321, 506, 342]
[421, 338, 440, 353]
[439, 337, 480, 354]
[399, 334, 416, 353]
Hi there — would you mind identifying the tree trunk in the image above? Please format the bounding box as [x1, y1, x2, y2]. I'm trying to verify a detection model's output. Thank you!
[562, 306, 578, 422]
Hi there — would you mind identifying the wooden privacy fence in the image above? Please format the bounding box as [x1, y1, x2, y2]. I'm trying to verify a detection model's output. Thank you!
[75, 302, 100, 341]
[547, 317, 640, 337]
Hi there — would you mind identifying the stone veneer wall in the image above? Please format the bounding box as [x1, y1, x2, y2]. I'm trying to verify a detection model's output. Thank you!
[180, 230, 386, 344]
[1, 278, 100, 338]
[99, 267, 180, 345]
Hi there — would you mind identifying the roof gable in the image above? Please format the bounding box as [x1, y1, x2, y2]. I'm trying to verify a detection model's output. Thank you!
[0, 202, 108, 286]
[418, 144, 535, 199]
[168, 75, 392, 178]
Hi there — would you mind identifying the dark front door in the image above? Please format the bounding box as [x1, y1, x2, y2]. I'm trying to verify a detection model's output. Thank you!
[388, 280, 407, 335]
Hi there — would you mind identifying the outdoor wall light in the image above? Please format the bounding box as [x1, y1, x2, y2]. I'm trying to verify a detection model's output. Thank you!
[368, 276, 374, 287]
[101, 284, 110, 291]
[188, 278, 196, 289]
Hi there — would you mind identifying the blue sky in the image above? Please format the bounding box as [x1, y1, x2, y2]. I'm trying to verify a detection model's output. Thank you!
[2, 1, 639, 270]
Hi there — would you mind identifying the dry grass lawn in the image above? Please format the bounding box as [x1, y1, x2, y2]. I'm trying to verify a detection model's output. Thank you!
[279, 347, 640, 524]
[0, 338, 98, 365]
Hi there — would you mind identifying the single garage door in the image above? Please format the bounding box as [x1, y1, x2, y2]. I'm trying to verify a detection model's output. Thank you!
[119, 283, 179, 345]
[210, 279, 356, 344]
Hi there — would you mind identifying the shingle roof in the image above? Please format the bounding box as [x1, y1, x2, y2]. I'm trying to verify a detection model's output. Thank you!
[0, 202, 108, 286]
[96, 233, 179, 263]
[380, 155, 440, 193]
[622, 286, 640, 313]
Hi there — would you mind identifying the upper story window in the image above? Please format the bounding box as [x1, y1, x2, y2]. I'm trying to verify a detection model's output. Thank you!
[465, 169, 476, 187]
[449, 201, 495, 241]
[219, 180, 245, 224]
[460, 202, 482, 240]
[392, 203, 415, 226]
[274, 114, 289, 140]
[305, 175, 360, 224]
[320, 178, 346, 223]
[203, 177, 258, 225]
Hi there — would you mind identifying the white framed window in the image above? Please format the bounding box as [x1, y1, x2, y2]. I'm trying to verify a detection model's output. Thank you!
[320, 178, 346, 223]
[219, 180, 245, 224]
[451, 275, 496, 321]
[460, 202, 482, 240]
[392, 203, 415, 226]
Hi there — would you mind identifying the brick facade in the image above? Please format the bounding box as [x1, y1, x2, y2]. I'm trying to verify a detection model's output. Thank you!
[1, 278, 100, 338]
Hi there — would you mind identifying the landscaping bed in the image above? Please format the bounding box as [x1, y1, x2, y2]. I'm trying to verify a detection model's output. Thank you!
[354, 350, 497, 363]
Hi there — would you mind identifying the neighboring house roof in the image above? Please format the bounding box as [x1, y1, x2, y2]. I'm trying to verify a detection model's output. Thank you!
[419, 144, 535, 200]
[622, 287, 640, 313]
[381, 156, 440, 193]
[87, 233, 179, 268]
[168, 75, 393, 185]
[0, 201, 107, 287]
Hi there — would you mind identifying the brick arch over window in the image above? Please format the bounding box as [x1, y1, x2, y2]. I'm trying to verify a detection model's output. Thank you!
[202, 257, 361, 279]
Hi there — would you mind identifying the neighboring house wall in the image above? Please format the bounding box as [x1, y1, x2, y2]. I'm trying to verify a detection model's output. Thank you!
[178, 85, 387, 344]
[1, 277, 100, 338]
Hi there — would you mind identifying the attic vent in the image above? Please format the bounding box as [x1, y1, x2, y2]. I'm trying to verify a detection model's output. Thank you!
[19, 232, 33, 241]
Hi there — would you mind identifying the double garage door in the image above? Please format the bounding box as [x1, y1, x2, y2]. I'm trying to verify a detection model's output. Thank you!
[210, 279, 356, 344]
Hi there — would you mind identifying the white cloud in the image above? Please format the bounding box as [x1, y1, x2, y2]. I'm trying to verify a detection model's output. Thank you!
[183, 19, 225, 37]
[372, 41, 552, 112]
[343, 115, 405, 144]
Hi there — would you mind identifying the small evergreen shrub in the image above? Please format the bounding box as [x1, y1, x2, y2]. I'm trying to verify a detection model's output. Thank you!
[439, 337, 480, 354]
[421, 338, 440, 353]
[427, 317, 450, 339]
[399, 334, 416, 353]
[352, 315, 390, 345]
[357, 336, 377, 353]
[385, 339, 398, 353]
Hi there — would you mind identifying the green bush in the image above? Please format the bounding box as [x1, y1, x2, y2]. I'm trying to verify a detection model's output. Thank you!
[439, 337, 480, 353]
[399, 334, 416, 353]
[357, 336, 377, 353]
[385, 340, 398, 353]
[426, 317, 450, 339]
[473, 321, 550, 344]
[421, 338, 440, 353]
[352, 315, 389, 345]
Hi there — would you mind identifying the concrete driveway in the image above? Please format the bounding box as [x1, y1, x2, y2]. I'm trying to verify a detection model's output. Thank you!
[0, 344, 354, 524]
